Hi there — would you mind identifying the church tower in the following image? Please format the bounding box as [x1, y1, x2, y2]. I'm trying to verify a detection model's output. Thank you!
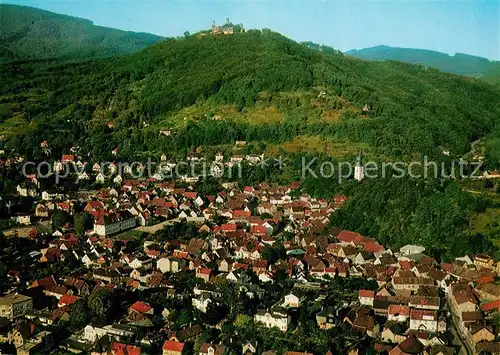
[354, 151, 365, 181]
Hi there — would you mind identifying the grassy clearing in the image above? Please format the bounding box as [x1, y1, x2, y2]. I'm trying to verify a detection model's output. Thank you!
[470, 207, 500, 234]
[0, 114, 34, 136]
[265, 135, 372, 158]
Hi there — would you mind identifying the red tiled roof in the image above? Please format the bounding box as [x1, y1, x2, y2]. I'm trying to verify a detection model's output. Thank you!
[58, 294, 79, 307]
[388, 305, 410, 316]
[197, 268, 211, 275]
[221, 224, 237, 232]
[183, 191, 198, 199]
[250, 225, 267, 235]
[32, 275, 57, 290]
[234, 210, 251, 218]
[364, 242, 384, 253]
[477, 275, 495, 284]
[359, 290, 375, 298]
[481, 299, 500, 312]
[337, 230, 363, 243]
[62, 154, 75, 162]
[130, 301, 152, 314]
[162, 341, 185, 352]
[111, 342, 141, 355]
[410, 309, 436, 321]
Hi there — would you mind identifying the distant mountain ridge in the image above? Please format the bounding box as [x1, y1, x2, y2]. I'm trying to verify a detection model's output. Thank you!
[346, 45, 500, 82]
[0, 4, 163, 61]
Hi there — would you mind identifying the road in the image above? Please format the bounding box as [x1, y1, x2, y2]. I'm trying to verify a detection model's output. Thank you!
[447, 303, 474, 355]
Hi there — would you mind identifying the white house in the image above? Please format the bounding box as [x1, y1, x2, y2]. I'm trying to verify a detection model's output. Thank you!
[399, 245, 426, 256]
[130, 256, 153, 270]
[157, 257, 184, 273]
[254, 307, 290, 332]
[192, 294, 212, 313]
[358, 290, 375, 306]
[282, 291, 305, 308]
[96, 173, 106, 184]
[409, 309, 438, 333]
[83, 325, 107, 343]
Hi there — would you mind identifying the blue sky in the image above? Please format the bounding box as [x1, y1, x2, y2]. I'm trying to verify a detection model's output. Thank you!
[3, 0, 500, 60]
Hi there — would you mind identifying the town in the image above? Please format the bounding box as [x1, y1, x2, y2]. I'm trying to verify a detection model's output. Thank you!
[0, 150, 498, 355]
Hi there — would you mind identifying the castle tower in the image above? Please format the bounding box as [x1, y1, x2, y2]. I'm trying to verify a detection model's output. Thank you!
[354, 151, 365, 181]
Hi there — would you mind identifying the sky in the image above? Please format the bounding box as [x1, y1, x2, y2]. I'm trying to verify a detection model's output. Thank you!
[3, 0, 500, 60]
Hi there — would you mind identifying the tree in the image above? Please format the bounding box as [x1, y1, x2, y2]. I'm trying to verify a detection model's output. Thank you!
[51, 210, 71, 230]
[88, 289, 115, 322]
[0, 231, 5, 251]
[69, 299, 91, 331]
[234, 313, 252, 329]
[74, 212, 91, 235]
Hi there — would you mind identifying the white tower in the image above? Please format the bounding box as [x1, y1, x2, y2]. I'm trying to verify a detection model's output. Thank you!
[354, 152, 364, 181]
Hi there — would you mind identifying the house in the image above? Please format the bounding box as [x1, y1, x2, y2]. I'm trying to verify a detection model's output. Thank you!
[15, 215, 31, 225]
[409, 309, 438, 333]
[83, 325, 108, 343]
[0, 294, 33, 319]
[392, 277, 434, 293]
[399, 245, 426, 256]
[282, 291, 305, 308]
[196, 268, 211, 282]
[381, 321, 407, 344]
[158, 257, 185, 273]
[192, 294, 213, 313]
[316, 307, 336, 330]
[388, 334, 424, 355]
[57, 294, 78, 307]
[199, 343, 225, 355]
[242, 342, 257, 354]
[349, 309, 379, 337]
[129, 301, 154, 315]
[17, 183, 37, 197]
[474, 254, 494, 269]
[449, 283, 477, 317]
[35, 204, 49, 218]
[358, 290, 375, 306]
[387, 305, 410, 322]
[163, 340, 185, 355]
[470, 324, 495, 345]
[475, 283, 500, 301]
[93, 211, 136, 236]
[130, 256, 153, 270]
[254, 307, 290, 332]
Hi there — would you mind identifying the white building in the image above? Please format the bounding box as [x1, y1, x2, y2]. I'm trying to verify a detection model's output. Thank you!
[399, 245, 426, 256]
[409, 309, 438, 333]
[93, 211, 136, 236]
[354, 153, 364, 181]
[254, 307, 290, 332]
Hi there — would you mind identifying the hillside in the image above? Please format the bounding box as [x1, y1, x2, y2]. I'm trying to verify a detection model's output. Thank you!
[1, 29, 499, 259]
[0, 4, 163, 61]
[1, 29, 500, 165]
[346, 45, 500, 83]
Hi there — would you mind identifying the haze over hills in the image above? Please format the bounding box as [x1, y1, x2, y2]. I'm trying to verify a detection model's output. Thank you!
[0, 4, 163, 61]
[346, 45, 500, 83]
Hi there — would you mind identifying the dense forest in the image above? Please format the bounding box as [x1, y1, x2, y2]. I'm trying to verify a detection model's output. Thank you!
[346, 45, 500, 83]
[0, 4, 163, 61]
[1, 29, 500, 167]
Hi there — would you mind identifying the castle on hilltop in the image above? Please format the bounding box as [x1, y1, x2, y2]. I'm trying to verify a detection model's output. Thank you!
[211, 18, 244, 35]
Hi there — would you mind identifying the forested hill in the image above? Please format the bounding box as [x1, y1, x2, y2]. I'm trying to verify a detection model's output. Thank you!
[346, 45, 500, 83]
[1, 29, 500, 166]
[0, 4, 163, 61]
